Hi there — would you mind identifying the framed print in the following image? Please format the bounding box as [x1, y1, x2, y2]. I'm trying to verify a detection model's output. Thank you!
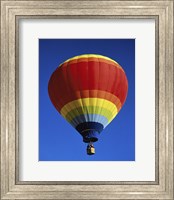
[20, 20, 154, 182]
[0, 0, 173, 199]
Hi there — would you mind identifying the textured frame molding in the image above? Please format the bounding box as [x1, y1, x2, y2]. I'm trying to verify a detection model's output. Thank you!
[0, 0, 173, 199]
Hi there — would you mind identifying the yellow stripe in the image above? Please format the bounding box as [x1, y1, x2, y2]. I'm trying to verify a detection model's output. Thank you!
[65, 106, 116, 123]
[59, 54, 119, 66]
[60, 98, 118, 122]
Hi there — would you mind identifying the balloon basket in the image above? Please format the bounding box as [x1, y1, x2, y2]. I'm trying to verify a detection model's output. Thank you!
[87, 145, 95, 155]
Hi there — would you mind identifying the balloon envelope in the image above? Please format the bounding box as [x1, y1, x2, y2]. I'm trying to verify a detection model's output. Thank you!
[48, 54, 128, 143]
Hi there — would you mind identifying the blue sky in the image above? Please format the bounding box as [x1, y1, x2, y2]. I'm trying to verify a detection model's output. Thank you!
[39, 39, 135, 161]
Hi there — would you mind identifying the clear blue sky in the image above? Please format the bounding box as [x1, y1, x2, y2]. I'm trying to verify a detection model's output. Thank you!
[39, 39, 135, 161]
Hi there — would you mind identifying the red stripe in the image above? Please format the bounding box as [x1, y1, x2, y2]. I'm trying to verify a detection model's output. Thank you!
[48, 60, 128, 111]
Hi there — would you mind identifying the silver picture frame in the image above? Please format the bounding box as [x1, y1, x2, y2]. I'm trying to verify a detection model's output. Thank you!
[0, 0, 173, 199]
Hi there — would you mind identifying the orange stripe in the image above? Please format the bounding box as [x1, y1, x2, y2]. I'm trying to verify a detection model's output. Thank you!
[60, 57, 122, 71]
[59, 90, 122, 112]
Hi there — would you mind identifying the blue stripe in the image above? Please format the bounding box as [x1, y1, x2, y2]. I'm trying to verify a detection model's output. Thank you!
[70, 114, 108, 128]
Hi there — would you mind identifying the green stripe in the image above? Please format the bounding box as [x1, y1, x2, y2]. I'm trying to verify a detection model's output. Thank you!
[64, 106, 114, 122]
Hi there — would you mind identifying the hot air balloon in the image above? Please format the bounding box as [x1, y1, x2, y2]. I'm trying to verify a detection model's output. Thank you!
[48, 54, 128, 155]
